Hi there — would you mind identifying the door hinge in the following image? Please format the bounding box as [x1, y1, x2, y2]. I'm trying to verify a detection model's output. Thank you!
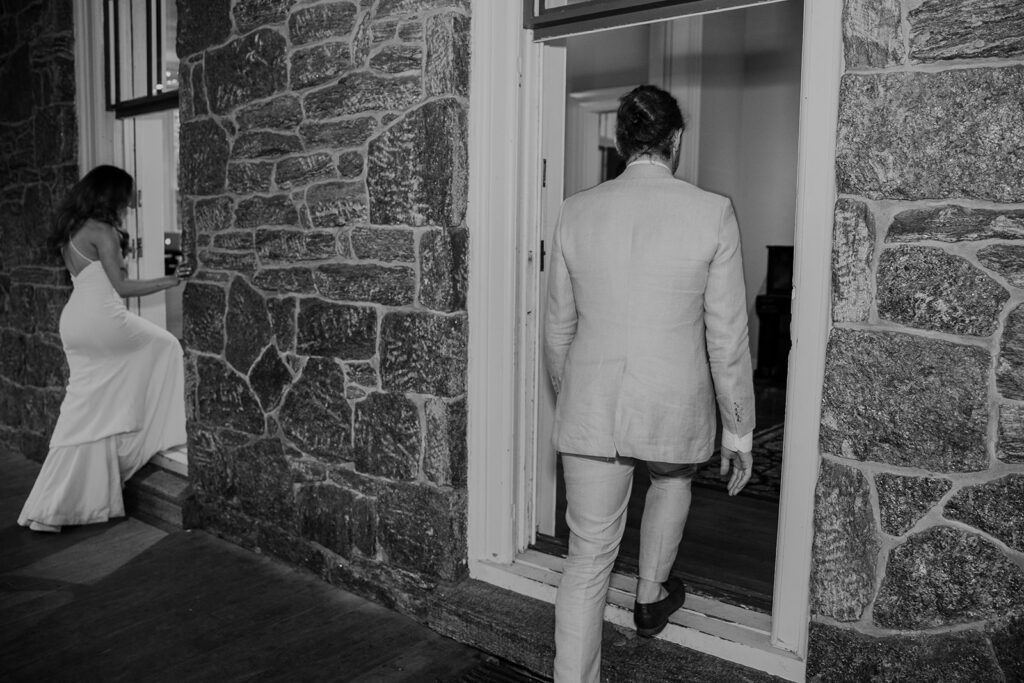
[542, 158, 547, 188]
[540, 239, 546, 272]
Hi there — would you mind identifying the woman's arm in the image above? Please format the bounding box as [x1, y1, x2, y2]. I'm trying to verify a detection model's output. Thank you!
[93, 225, 180, 298]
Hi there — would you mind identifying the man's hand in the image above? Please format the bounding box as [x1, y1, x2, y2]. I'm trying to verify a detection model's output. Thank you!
[719, 448, 753, 496]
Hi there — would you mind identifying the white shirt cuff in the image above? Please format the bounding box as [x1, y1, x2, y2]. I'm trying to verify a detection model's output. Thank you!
[722, 428, 753, 453]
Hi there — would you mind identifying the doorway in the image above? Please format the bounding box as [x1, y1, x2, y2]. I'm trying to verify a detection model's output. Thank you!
[530, 1, 802, 613]
[74, 0, 186, 475]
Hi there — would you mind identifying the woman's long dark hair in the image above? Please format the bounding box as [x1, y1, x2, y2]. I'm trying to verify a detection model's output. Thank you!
[48, 165, 134, 257]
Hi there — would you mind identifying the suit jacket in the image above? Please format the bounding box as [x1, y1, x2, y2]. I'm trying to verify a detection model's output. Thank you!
[544, 161, 755, 463]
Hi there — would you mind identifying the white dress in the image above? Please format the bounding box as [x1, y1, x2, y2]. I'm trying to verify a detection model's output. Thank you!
[18, 246, 186, 529]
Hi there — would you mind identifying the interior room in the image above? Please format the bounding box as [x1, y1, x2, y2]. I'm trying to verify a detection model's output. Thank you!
[538, 0, 804, 612]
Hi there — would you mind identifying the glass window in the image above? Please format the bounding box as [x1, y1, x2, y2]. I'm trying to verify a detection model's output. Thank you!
[104, 0, 179, 114]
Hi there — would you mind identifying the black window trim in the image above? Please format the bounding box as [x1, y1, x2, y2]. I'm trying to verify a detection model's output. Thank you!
[523, 0, 788, 39]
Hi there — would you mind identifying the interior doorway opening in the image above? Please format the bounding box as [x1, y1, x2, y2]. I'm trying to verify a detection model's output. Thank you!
[531, 0, 803, 614]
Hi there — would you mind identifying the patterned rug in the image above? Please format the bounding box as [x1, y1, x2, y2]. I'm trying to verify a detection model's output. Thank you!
[693, 424, 784, 502]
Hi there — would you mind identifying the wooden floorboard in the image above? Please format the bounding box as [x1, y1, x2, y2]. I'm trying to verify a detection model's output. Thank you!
[1, 449, 511, 683]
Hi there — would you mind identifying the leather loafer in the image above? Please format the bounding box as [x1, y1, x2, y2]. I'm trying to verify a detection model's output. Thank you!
[634, 577, 686, 637]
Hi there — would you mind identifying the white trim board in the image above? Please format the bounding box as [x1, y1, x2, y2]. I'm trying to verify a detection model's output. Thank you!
[466, 0, 843, 677]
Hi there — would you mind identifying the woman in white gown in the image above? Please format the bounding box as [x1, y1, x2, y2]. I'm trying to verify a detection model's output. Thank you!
[18, 165, 186, 533]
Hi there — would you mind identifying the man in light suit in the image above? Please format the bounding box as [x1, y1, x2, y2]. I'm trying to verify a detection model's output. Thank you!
[545, 85, 755, 683]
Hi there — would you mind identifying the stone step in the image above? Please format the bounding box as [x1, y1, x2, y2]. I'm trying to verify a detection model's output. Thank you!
[124, 462, 196, 531]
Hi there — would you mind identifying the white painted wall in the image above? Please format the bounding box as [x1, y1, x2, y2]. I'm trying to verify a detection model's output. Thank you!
[699, 2, 803, 362]
[562, 2, 804, 366]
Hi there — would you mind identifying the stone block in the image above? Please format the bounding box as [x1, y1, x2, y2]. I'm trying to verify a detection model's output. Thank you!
[279, 357, 352, 460]
[296, 299, 377, 359]
[267, 296, 296, 351]
[876, 246, 1007, 336]
[378, 481, 467, 581]
[831, 198, 874, 322]
[842, 0, 904, 69]
[944, 475, 1024, 552]
[235, 194, 298, 230]
[212, 231, 255, 251]
[353, 392, 421, 479]
[227, 162, 274, 194]
[299, 118, 378, 150]
[256, 229, 337, 262]
[398, 20, 423, 42]
[232, 131, 303, 160]
[874, 526, 1024, 629]
[419, 226, 467, 312]
[233, 0, 296, 32]
[252, 267, 316, 294]
[350, 226, 414, 262]
[806, 622, 1005, 683]
[176, 0, 231, 58]
[978, 244, 1024, 288]
[249, 345, 292, 411]
[999, 303, 1024, 400]
[182, 281, 226, 354]
[296, 483, 376, 558]
[225, 277, 274, 374]
[198, 250, 258, 275]
[313, 263, 415, 306]
[425, 12, 469, 97]
[888, 204, 1024, 243]
[195, 356, 265, 435]
[344, 361, 378, 394]
[837, 66, 1024, 202]
[291, 42, 353, 90]
[289, 2, 358, 45]
[275, 153, 337, 190]
[255, 523, 328, 577]
[305, 181, 368, 228]
[191, 62, 208, 117]
[0, 44, 32, 124]
[377, 0, 468, 17]
[351, 9, 374, 68]
[180, 119, 229, 195]
[998, 404, 1024, 464]
[187, 424, 248, 498]
[195, 197, 235, 233]
[303, 72, 421, 119]
[370, 44, 422, 75]
[367, 99, 467, 227]
[205, 30, 288, 115]
[372, 18, 398, 44]
[821, 329, 989, 471]
[909, 0, 1024, 62]
[810, 460, 878, 622]
[380, 312, 466, 397]
[987, 614, 1024, 682]
[237, 96, 303, 133]
[424, 397, 466, 487]
[33, 104, 75, 167]
[234, 438, 295, 525]
[334, 151, 363, 180]
[875, 473, 952, 537]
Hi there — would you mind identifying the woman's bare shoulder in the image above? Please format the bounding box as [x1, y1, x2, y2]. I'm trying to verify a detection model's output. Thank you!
[77, 219, 118, 242]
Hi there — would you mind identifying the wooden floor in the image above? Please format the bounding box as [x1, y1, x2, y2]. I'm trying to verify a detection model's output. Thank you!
[543, 381, 787, 613]
[0, 451, 539, 683]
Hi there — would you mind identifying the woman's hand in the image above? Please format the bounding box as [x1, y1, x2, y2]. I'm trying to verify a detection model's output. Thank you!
[719, 447, 753, 496]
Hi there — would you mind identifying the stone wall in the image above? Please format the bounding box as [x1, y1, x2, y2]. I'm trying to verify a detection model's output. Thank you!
[809, 1, 1024, 679]
[0, 1, 77, 465]
[176, 0, 470, 617]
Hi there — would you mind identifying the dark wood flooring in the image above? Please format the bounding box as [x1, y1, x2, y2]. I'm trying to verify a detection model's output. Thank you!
[541, 380, 787, 613]
[0, 450, 541, 683]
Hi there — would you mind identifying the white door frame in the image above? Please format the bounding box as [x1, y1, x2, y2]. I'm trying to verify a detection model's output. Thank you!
[469, 0, 842, 679]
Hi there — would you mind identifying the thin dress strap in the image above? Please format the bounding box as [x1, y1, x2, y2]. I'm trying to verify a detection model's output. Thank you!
[67, 237, 96, 263]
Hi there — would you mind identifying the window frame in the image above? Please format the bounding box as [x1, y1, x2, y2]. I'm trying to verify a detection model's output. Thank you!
[523, 0, 788, 39]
